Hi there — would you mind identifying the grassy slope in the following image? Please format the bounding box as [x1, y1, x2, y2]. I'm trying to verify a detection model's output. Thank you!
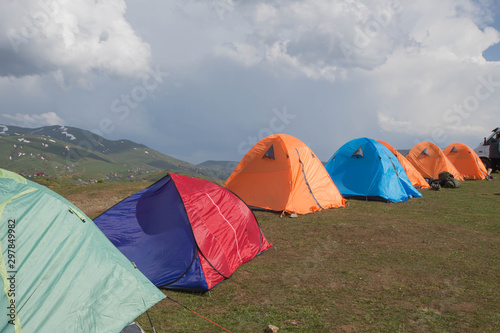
[0, 134, 216, 181]
[56, 179, 500, 333]
[0, 135, 125, 177]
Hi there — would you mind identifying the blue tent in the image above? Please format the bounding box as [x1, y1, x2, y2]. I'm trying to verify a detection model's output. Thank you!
[325, 138, 422, 202]
[94, 173, 272, 291]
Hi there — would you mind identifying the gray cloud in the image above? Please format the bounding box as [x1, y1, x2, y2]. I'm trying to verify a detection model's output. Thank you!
[0, 0, 499, 164]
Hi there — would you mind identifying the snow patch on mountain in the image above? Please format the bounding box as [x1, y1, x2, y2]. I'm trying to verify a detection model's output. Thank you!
[59, 126, 76, 140]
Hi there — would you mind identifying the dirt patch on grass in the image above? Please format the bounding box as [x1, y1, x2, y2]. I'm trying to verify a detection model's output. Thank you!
[58, 182, 150, 218]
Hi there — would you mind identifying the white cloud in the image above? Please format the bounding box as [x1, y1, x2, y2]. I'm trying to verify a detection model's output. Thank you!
[0, 0, 151, 83]
[1, 112, 64, 127]
[211, 0, 500, 83]
[372, 48, 500, 147]
[1, 0, 500, 163]
[214, 0, 408, 80]
[402, 1, 500, 62]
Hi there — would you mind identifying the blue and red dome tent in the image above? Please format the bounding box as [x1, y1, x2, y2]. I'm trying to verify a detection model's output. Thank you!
[95, 173, 272, 291]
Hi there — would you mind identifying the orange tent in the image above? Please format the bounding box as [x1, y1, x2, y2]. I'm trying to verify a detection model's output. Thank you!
[377, 140, 430, 189]
[406, 142, 464, 181]
[443, 143, 487, 180]
[224, 134, 346, 215]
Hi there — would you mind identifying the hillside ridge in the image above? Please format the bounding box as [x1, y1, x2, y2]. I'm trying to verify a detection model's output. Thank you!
[0, 124, 222, 182]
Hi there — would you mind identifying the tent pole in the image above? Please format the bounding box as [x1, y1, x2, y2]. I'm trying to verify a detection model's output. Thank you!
[146, 310, 157, 333]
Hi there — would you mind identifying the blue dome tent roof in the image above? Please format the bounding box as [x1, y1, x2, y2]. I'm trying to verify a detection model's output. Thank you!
[325, 138, 422, 202]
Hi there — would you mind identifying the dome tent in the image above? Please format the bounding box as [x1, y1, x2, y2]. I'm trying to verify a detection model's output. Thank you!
[325, 138, 422, 202]
[0, 168, 164, 333]
[95, 173, 272, 291]
[406, 142, 464, 181]
[377, 140, 430, 189]
[443, 142, 487, 180]
[224, 134, 346, 215]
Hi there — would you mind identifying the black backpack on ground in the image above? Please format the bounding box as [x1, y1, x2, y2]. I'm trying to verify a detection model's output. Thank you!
[443, 178, 461, 188]
[438, 171, 454, 181]
[437, 171, 461, 188]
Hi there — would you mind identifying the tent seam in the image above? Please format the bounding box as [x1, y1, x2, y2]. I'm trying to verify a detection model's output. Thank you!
[295, 148, 323, 210]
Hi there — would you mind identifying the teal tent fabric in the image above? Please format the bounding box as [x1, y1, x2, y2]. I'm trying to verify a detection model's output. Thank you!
[0, 168, 164, 333]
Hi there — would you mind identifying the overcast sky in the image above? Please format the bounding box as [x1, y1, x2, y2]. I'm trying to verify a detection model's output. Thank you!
[1, 0, 500, 164]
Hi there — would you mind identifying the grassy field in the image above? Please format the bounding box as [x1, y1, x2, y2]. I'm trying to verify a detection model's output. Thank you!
[56, 179, 500, 333]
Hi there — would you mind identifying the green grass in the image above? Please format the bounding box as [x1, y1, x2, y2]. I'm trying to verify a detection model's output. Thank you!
[58, 179, 500, 333]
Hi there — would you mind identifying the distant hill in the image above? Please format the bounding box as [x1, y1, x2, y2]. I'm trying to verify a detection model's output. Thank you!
[197, 160, 238, 181]
[0, 124, 221, 183]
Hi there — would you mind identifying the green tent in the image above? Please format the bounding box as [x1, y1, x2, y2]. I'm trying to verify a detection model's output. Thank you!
[0, 168, 165, 332]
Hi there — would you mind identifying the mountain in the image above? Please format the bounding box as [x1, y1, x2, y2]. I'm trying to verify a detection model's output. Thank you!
[0, 124, 221, 182]
[197, 160, 238, 181]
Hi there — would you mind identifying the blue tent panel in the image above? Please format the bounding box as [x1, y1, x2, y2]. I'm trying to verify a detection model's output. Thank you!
[325, 138, 422, 202]
[95, 175, 208, 290]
